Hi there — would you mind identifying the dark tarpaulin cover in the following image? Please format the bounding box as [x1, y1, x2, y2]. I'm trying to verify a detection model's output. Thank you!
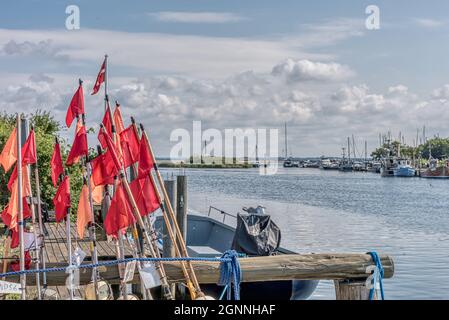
[231, 213, 281, 256]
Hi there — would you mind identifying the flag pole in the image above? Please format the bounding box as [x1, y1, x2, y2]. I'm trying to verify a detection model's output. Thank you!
[26, 125, 41, 299]
[139, 123, 204, 299]
[100, 125, 174, 300]
[66, 206, 74, 300]
[34, 136, 47, 292]
[104, 54, 108, 112]
[17, 113, 26, 300]
[76, 98, 100, 299]
[131, 117, 198, 299]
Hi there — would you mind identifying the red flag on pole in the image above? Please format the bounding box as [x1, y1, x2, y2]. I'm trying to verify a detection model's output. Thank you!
[1, 198, 32, 231]
[120, 125, 140, 168]
[0, 126, 18, 172]
[113, 103, 125, 135]
[53, 176, 71, 222]
[66, 125, 88, 166]
[66, 82, 85, 128]
[104, 181, 135, 236]
[7, 130, 37, 190]
[90, 149, 118, 186]
[98, 104, 113, 149]
[138, 134, 154, 178]
[98, 127, 122, 170]
[76, 184, 93, 239]
[129, 176, 160, 216]
[50, 140, 63, 187]
[91, 58, 106, 95]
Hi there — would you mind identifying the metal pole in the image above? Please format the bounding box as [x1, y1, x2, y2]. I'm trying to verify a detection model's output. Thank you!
[66, 208, 74, 300]
[34, 153, 47, 291]
[17, 114, 26, 300]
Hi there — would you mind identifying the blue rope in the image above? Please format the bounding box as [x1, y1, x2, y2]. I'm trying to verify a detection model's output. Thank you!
[367, 251, 385, 300]
[0, 256, 236, 278]
[217, 250, 241, 300]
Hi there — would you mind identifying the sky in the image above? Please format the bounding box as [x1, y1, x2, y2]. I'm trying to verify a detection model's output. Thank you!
[1, 0, 449, 157]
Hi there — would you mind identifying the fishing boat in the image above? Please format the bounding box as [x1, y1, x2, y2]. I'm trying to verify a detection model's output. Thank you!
[420, 158, 449, 178]
[393, 159, 415, 177]
[154, 206, 319, 300]
[283, 157, 300, 168]
[320, 158, 339, 170]
[338, 146, 352, 172]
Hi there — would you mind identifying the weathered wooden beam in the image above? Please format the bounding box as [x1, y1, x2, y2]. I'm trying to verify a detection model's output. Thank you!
[2, 253, 393, 286]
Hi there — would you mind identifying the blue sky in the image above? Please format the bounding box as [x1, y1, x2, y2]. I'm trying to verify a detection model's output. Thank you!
[1, 1, 449, 156]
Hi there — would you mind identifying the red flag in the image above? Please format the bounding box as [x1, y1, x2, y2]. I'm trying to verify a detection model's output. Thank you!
[22, 129, 36, 165]
[11, 251, 31, 271]
[1, 198, 32, 231]
[77, 184, 93, 239]
[66, 125, 88, 166]
[120, 126, 140, 168]
[50, 140, 63, 187]
[98, 104, 113, 149]
[7, 129, 37, 190]
[66, 83, 84, 128]
[0, 126, 17, 172]
[53, 176, 71, 222]
[129, 176, 160, 217]
[90, 149, 118, 186]
[113, 104, 125, 135]
[98, 128, 122, 170]
[138, 134, 154, 178]
[104, 182, 135, 236]
[91, 58, 106, 95]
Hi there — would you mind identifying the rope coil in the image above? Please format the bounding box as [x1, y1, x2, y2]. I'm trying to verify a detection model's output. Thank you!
[217, 250, 241, 300]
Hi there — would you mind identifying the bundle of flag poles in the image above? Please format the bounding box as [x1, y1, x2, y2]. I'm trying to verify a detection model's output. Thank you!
[0, 55, 204, 300]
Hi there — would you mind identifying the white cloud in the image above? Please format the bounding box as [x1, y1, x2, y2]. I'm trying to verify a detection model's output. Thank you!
[148, 11, 247, 23]
[413, 18, 445, 28]
[272, 58, 354, 82]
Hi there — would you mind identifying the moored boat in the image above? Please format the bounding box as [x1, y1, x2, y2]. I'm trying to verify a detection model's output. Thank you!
[420, 158, 449, 178]
[393, 159, 415, 177]
[154, 206, 319, 300]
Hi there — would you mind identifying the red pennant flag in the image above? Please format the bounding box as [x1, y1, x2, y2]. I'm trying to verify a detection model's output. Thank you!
[0, 126, 18, 172]
[138, 134, 154, 178]
[53, 176, 71, 222]
[90, 149, 118, 186]
[113, 104, 125, 135]
[120, 125, 140, 168]
[11, 251, 31, 271]
[50, 140, 63, 187]
[98, 128, 122, 170]
[1, 198, 32, 231]
[129, 176, 160, 217]
[104, 182, 136, 236]
[22, 129, 36, 165]
[7, 129, 37, 190]
[98, 104, 113, 149]
[91, 58, 106, 95]
[77, 184, 93, 239]
[66, 83, 85, 128]
[66, 125, 88, 166]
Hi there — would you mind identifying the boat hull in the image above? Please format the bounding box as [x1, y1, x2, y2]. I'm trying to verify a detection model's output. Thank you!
[420, 166, 449, 178]
[393, 167, 415, 177]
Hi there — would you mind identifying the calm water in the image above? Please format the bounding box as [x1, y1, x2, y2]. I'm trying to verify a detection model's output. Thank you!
[162, 167, 449, 299]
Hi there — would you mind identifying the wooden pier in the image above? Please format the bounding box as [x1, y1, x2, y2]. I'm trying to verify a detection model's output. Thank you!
[2, 221, 395, 300]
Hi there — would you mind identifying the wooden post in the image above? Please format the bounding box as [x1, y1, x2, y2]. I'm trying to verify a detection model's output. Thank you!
[163, 179, 176, 259]
[334, 280, 374, 300]
[163, 179, 176, 299]
[176, 175, 187, 241]
[176, 175, 187, 298]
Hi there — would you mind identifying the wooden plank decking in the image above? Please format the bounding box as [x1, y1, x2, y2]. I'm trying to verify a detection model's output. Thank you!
[40, 221, 132, 299]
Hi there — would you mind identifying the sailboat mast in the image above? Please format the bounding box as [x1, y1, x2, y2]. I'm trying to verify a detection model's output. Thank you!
[284, 122, 288, 159]
[347, 137, 351, 162]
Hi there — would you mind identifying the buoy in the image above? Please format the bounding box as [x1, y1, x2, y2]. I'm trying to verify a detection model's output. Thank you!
[84, 280, 113, 300]
[195, 295, 215, 300]
[117, 294, 140, 300]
